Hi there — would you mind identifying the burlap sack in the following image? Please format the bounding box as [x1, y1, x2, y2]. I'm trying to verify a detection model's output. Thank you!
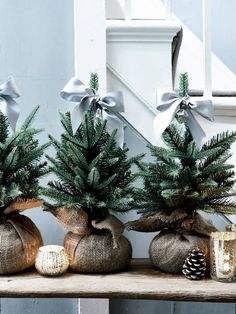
[149, 230, 210, 274]
[64, 231, 132, 273]
[53, 207, 132, 273]
[0, 214, 43, 274]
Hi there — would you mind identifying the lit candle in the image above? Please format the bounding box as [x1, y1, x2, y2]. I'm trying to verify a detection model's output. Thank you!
[224, 253, 230, 261]
[210, 232, 236, 282]
[224, 262, 230, 272]
[203, 0, 212, 98]
[35, 245, 69, 277]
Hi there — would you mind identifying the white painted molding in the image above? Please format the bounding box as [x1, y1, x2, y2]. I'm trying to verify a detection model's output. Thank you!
[106, 20, 181, 42]
[191, 97, 236, 116]
[213, 97, 236, 116]
[107, 63, 156, 115]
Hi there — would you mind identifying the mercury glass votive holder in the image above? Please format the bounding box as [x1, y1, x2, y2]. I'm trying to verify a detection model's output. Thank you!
[210, 232, 236, 282]
[35, 245, 69, 277]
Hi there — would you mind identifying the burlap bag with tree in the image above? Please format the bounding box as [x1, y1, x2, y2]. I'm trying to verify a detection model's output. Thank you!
[44, 76, 142, 274]
[127, 74, 236, 274]
[0, 107, 49, 274]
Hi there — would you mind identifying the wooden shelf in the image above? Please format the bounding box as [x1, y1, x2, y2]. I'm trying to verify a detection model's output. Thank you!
[0, 259, 235, 302]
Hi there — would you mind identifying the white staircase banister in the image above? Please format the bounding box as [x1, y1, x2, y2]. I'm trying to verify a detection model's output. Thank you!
[165, 0, 172, 18]
[125, 0, 132, 20]
[203, 0, 212, 98]
[73, 0, 107, 93]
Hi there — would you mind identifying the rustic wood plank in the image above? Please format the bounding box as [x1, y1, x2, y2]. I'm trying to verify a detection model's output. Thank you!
[0, 259, 236, 302]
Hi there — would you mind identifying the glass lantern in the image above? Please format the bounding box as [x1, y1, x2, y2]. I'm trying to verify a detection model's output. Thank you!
[210, 232, 236, 282]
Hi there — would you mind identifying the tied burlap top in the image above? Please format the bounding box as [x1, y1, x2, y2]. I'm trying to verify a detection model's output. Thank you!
[126, 210, 217, 236]
[52, 207, 125, 248]
[52, 207, 132, 273]
[126, 210, 217, 274]
[0, 198, 43, 274]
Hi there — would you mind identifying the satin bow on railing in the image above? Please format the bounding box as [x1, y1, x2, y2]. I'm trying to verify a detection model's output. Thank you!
[60, 77, 125, 148]
[154, 91, 214, 148]
[0, 77, 21, 131]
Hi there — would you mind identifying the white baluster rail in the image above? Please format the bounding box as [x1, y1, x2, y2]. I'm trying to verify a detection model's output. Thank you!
[203, 0, 212, 98]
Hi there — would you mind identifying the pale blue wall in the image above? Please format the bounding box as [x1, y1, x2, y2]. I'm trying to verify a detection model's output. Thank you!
[0, 0, 74, 243]
[0, 1, 236, 314]
[0, 1, 77, 313]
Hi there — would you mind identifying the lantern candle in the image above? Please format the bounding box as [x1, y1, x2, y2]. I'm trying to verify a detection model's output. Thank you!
[35, 245, 69, 277]
[210, 232, 236, 282]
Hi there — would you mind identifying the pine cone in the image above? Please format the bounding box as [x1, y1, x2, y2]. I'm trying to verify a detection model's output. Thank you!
[182, 248, 206, 280]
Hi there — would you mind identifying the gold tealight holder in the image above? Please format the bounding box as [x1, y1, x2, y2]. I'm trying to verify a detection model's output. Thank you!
[210, 232, 236, 282]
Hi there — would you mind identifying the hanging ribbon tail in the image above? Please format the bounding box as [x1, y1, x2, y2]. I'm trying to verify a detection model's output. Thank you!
[187, 99, 214, 149]
[60, 77, 94, 102]
[186, 109, 206, 149]
[154, 98, 181, 141]
[190, 99, 214, 122]
[0, 77, 21, 131]
[71, 98, 92, 134]
[103, 111, 124, 149]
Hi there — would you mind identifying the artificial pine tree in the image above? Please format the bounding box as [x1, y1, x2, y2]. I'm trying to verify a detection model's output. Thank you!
[127, 73, 236, 274]
[0, 106, 49, 214]
[44, 78, 141, 221]
[0, 106, 49, 274]
[43, 74, 142, 273]
[44, 110, 140, 220]
[128, 73, 236, 231]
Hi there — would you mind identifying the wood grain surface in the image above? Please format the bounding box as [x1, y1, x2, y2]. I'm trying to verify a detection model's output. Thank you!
[0, 259, 235, 302]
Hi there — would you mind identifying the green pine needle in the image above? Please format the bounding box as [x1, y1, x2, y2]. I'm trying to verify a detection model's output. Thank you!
[0, 107, 49, 214]
[44, 110, 141, 221]
[179, 72, 189, 98]
[135, 120, 236, 217]
[90, 72, 99, 92]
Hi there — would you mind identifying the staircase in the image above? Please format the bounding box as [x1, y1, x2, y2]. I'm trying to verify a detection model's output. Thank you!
[106, 19, 181, 144]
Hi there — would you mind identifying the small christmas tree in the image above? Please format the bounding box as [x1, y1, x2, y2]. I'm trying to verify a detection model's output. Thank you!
[43, 74, 142, 222]
[127, 73, 236, 234]
[43, 74, 143, 273]
[44, 110, 142, 221]
[0, 106, 49, 215]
